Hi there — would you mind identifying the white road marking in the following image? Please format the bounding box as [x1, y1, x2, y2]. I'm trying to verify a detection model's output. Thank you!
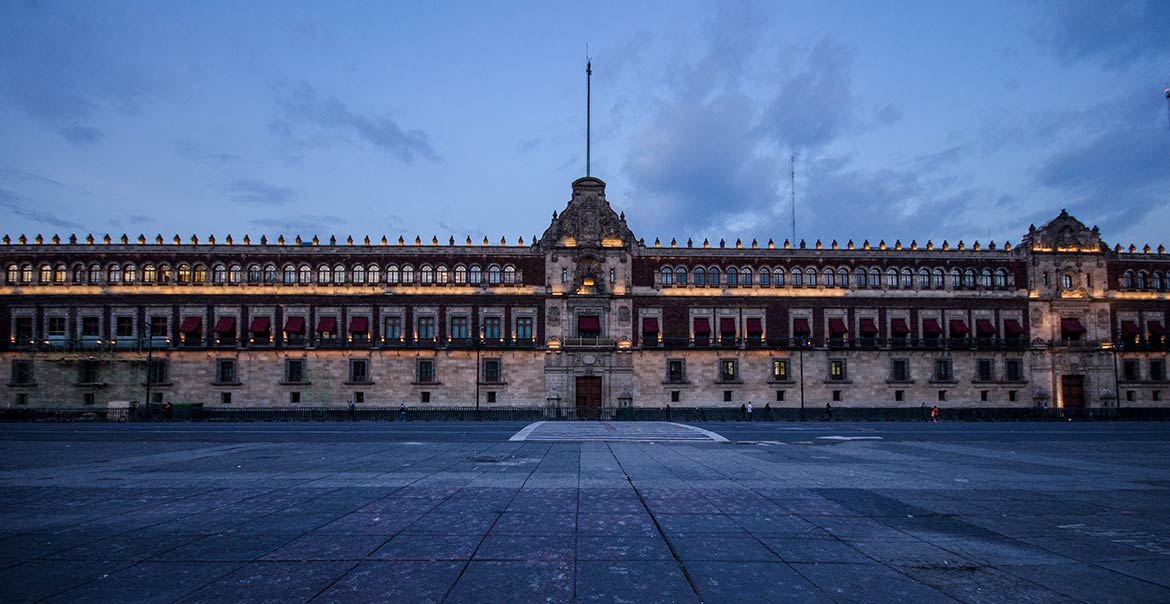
[816, 436, 884, 441]
[508, 421, 546, 442]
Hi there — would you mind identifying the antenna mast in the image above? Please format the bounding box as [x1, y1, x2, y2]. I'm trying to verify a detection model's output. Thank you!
[790, 155, 796, 244]
[1164, 87, 1170, 148]
[586, 50, 592, 177]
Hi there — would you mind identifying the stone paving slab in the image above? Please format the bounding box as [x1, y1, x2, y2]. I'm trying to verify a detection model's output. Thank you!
[0, 422, 1167, 602]
[510, 421, 728, 442]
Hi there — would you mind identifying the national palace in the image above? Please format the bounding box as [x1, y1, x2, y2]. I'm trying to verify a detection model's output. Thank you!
[2, 176, 1169, 415]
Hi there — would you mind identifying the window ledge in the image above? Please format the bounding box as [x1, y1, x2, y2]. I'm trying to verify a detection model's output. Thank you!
[929, 379, 957, 385]
[971, 379, 998, 384]
[140, 382, 173, 387]
[767, 379, 794, 385]
[478, 381, 507, 386]
[212, 381, 242, 386]
[76, 382, 109, 387]
[663, 380, 690, 386]
[886, 379, 915, 385]
[344, 381, 374, 386]
[825, 380, 852, 385]
[411, 381, 441, 386]
[714, 379, 743, 385]
[279, 381, 311, 386]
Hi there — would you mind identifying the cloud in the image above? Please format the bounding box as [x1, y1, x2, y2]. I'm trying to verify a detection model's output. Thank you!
[249, 213, 343, 236]
[1039, 0, 1170, 67]
[226, 179, 295, 205]
[172, 140, 245, 166]
[0, 187, 85, 230]
[61, 126, 103, 145]
[757, 38, 859, 151]
[273, 82, 439, 162]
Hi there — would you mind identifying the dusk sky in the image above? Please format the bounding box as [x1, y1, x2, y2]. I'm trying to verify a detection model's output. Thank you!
[1, 1, 1168, 249]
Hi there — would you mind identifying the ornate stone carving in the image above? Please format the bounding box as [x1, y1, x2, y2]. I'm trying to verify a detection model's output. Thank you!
[548, 306, 560, 325]
[1023, 210, 1103, 252]
[538, 177, 637, 250]
[617, 307, 630, 324]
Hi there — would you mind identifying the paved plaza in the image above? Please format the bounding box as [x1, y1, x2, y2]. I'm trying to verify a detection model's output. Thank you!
[1, 421, 1168, 603]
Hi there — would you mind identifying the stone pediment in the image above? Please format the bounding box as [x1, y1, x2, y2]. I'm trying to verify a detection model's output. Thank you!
[1023, 210, 1103, 252]
[538, 177, 638, 250]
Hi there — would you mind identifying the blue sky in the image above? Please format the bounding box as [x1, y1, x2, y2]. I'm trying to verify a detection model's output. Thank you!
[1, 0, 1167, 248]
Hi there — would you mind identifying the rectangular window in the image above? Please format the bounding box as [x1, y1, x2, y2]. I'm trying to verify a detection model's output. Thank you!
[890, 359, 910, 382]
[667, 359, 686, 383]
[221, 392, 232, 405]
[83, 393, 95, 405]
[11, 360, 33, 385]
[290, 391, 301, 404]
[14, 317, 34, 342]
[354, 392, 364, 404]
[147, 360, 168, 384]
[483, 317, 501, 340]
[450, 316, 469, 340]
[16, 393, 28, 406]
[1154, 391, 1162, 401]
[1126, 390, 1135, 402]
[78, 360, 100, 384]
[417, 359, 435, 383]
[772, 358, 790, 381]
[894, 390, 904, 402]
[938, 390, 947, 402]
[383, 316, 402, 341]
[150, 316, 168, 338]
[216, 359, 237, 384]
[421, 391, 431, 403]
[934, 359, 953, 381]
[1150, 360, 1166, 382]
[723, 390, 733, 402]
[115, 316, 134, 338]
[671, 390, 680, 403]
[980, 390, 989, 402]
[832, 390, 842, 402]
[349, 359, 369, 383]
[976, 359, 994, 382]
[482, 358, 501, 383]
[1005, 359, 1023, 382]
[1122, 359, 1140, 382]
[829, 359, 847, 381]
[285, 359, 305, 383]
[776, 390, 785, 402]
[81, 316, 100, 337]
[487, 391, 497, 403]
[516, 317, 534, 341]
[46, 316, 66, 337]
[1008, 390, 1017, 402]
[719, 359, 738, 382]
[417, 317, 435, 341]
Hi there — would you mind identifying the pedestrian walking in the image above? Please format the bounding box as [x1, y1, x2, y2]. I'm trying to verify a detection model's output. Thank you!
[825, 401, 833, 421]
[348, 400, 356, 422]
[163, 401, 173, 421]
[739, 403, 747, 421]
[746, 401, 754, 422]
[399, 401, 407, 422]
[930, 405, 939, 423]
[764, 402, 772, 421]
[665, 403, 672, 421]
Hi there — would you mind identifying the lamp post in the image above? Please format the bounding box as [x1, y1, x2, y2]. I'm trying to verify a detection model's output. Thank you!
[142, 319, 154, 414]
[798, 335, 806, 421]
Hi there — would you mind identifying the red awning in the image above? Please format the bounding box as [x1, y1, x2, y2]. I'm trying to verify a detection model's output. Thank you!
[859, 318, 879, 336]
[793, 318, 811, 336]
[178, 316, 202, 334]
[578, 315, 600, 331]
[949, 319, 969, 336]
[828, 318, 849, 336]
[283, 316, 305, 334]
[922, 319, 943, 336]
[349, 316, 369, 334]
[719, 317, 736, 335]
[642, 317, 659, 334]
[976, 319, 997, 336]
[249, 317, 270, 333]
[746, 318, 763, 335]
[1148, 321, 1167, 336]
[694, 318, 710, 334]
[1003, 319, 1024, 336]
[213, 317, 236, 334]
[317, 317, 338, 334]
[1060, 318, 1086, 335]
[1120, 320, 1140, 336]
[890, 318, 910, 336]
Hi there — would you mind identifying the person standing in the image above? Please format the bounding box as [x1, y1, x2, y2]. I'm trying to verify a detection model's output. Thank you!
[930, 405, 940, 423]
[825, 401, 833, 421]
[739, 403, 747, 421]
[348, 400, 356, 422]
[764, 402, 772, 421]
[746, 401, 754, 422]
[399, 401, 407, 422]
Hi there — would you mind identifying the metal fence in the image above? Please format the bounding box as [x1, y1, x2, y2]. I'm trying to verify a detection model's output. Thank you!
[2, 405, 1169, 423]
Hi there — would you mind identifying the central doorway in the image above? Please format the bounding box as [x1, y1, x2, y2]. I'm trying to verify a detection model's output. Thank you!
[1061, 375, 1085, 408]
[576, 376, 602, 419]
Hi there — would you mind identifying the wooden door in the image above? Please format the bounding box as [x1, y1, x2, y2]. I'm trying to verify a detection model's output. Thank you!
[576, 376, 602, 420]
[1061, 375, 1085, 408]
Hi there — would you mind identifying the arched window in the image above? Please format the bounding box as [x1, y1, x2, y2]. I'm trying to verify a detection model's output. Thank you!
[1154, 272, 1163, 291]
[53, 264, 66, 283]
[158, 264, 172, 283]
[88, 263, 101, 283]
[708, 267, 720, 287]
[5, 264, 17, 284]
[963, 269, 976, 288]
[900, 269, 912, 289]
[918, 269, 930, 289]
[299, 265, 311, 284]
[1137, 271, 1147, 289]
[740, 268, 752, 286]
[283, 265, 296, 284]
[333, 265, 346, 284]
[661, 267, 673, 286]
[1062, 274, 1073, 289]
[884, 269, 897, 288]
[452, 265, 466, 284]
[108, 264, 120, 284]
[39, 264, 51, 283]
[318, 265, 331, 284]
[140, 264, 154, 284]
[386, 265, 400, 284]
[823, 268, 835, 287]
[675, 267, 688, 286]
[838, 268, 848, 287]
[694, 267, 706, 286]
[420, 265, 434, 284]
[71, 264, 85, 283]
[353, 265, 366, 284]
[488, 265, 501, 284]
[436, 265, 448, 284]
[933, 268, 945, 288]
[367, 264, 381, 283]
[19, 263, 32, 283]
[791, 268, 803, 286]
[469, 265, 481, 284]
[950, 269, 961, 288]
[774, 267, 785, 286]
[193, 265, 207, 284]
[503, 265, 516, 284]
[854, 268, 867, 287]
[248, 264, 261, 283]
[806, 268, 818, 286]
[759, 268, 770, 286]
[869, 268, 881, 287]
[979, 269, 992, 287]
[1122, 270, 1134, 289]
[229, 264, 242, 284]
[402, 265, 415, 284]
[993, 269, 1006, 287]
[726, 267, 738, 286]
[121, 264, 135, 283]
[212, 264, 227, 284]
[263, 264, 276, 284]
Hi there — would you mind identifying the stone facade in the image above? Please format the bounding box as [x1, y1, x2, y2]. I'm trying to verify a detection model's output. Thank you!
[3, 181, 1169, 412]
